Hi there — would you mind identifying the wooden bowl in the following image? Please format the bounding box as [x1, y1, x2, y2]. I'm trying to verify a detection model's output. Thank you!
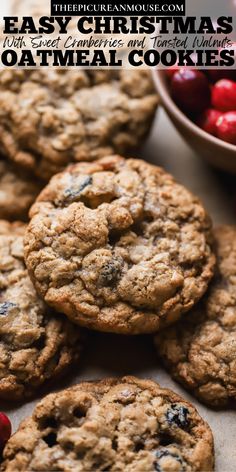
[152, 70, 236, 174]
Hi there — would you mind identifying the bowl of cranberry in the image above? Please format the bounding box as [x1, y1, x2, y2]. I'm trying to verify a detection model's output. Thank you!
[153, 67, 236, 173]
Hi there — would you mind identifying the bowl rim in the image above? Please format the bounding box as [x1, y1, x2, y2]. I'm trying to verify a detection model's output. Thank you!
[152, 68, 236, 153]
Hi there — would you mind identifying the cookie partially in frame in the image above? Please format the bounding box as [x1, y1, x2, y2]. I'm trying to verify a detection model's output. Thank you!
[25, 155, 215, 334]
[1, 377, 214, 471]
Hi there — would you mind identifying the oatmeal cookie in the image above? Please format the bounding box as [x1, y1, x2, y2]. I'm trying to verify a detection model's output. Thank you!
[11, 0, 50, 17]
[0, 220, 83, 401]
[1, 376, 214, 472]
[24, 156, 215, 334]
[155, 226, 236, 408]
[0, 159, 43, 221]
[0, 69, 157, 180]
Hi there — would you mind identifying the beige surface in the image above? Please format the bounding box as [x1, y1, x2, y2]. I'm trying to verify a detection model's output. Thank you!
[2, 109, 236, 472]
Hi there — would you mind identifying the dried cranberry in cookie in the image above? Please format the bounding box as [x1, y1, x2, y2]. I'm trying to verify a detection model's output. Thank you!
[24, 156, 215, 334]
[1, 377, 214, 471]
[166, 404, 189, 429]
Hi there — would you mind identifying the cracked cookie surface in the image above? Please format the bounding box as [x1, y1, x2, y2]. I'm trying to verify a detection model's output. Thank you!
[12, 0, 51, 16]
[1, 376, 214, 472]
[24, 156, 215, 334]
[0, 159, 43, 221]
[155, 226, 236, 408]
[0, 69, 157, 180]
[0, 220, 83, 401]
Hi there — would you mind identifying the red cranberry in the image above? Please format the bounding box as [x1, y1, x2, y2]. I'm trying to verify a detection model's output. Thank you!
[197, 109, 222, 136]
[165, 66, 179, 80]
[0, 413, 11, 451]
[212, 79, 236, 112]
[171, 70, 211, 114]
[216, 112, 236, 145]
[206, 70, 236, 83]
